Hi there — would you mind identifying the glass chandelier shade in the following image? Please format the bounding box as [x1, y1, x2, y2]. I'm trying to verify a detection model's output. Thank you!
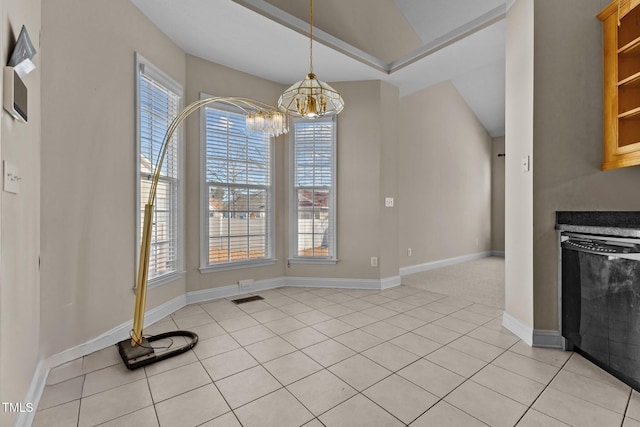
[278, 73, 344, 119]
[278, 0, 344, 119]
[245, 109, 289, 136]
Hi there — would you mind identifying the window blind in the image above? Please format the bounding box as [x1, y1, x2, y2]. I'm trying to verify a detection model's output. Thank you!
[204, 107, 273, 265]
[137, 61, 182, 282]
[292, 118, 336, 259]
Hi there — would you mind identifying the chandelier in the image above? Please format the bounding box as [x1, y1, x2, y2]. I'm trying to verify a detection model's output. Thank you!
[278, 0, 344, 118]
[245, 109, 289, 136]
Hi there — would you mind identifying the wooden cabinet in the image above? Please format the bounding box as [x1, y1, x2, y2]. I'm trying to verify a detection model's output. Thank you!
[598, 0, 640, 170]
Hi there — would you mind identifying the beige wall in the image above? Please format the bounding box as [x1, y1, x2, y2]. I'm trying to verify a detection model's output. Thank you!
[504, 0, 534, 331]
[26, 3, 496, 417]
[16, 0, 636, 414]
[398, 81, 492, 269]
[492, 137, 505, 252]
[184, 55, 287, 292]
[38, 2, 415, 374]
[378, 82, 400, 279]
[182, 59, 406, 291]
[532, 0, 640, 330]
[285, 80, 394, 280]
[40, 0, 186, 358]
[0, 0, 41, 423]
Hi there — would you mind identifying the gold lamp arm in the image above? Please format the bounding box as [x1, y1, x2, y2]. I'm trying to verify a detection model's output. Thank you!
[130, 97, 287, 346]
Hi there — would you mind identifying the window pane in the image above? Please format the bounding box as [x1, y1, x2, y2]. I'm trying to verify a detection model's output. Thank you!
[249, 235, 266, 259]
[228, 162, 248, 184]
[204, 106, 272, 266]
[138, 61, 182, 282]
[292, 119, 335, 259]
[296, 188, 331, 257]
[209, 237, 229, 263]
[248, 189, 267, 212]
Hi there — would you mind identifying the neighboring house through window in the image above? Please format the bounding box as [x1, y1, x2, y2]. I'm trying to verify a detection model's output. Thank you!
[135, 53, 183, 286]
[201, 97, 274, 271]
[290, 116, 337, 263]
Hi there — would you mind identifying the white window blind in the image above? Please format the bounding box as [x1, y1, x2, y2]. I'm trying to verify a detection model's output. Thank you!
[136, 55, 183, 284]
[290, 117, 336, 260]
[203, 106, 273, 267]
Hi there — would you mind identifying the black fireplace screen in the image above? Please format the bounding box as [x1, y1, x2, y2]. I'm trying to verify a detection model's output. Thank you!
[562, 248, 640, 390]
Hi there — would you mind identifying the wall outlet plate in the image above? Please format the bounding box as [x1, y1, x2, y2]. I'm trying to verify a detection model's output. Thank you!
[238, 279, 254, 291]
[3, 160, 20, 194]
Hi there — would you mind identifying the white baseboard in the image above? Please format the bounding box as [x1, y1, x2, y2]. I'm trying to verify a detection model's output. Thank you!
[46, 294, 186, 370]
[15, 359, 48, 427]
[533, 329, 563, 348]
[186, 277, 283, 304]
[381, 276, 402, 289]
[502, 314, 563, 349]
[399, 251, 493, 276]
[15, 294, 186, 427]
[284, 276, 401, 290]
[491, 250, 505, 258]
[187, 275, 402, 305]
[502, 311, 533, 346]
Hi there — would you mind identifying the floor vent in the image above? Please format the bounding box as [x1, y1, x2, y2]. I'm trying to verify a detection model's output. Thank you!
[231, 295, 264, 305]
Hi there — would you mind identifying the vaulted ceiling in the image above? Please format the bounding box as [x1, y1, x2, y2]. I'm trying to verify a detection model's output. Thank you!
[130, 0, 507, 137]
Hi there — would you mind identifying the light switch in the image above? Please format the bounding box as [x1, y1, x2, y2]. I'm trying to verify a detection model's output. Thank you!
[4, 160, 20, 194]
[385, 197, 394, 208]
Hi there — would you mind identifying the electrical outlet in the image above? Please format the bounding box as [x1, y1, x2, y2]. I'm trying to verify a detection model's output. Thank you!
[384, 197, 394, 208]
[238, 279, 254, 291]
[371, 256, 378, 267]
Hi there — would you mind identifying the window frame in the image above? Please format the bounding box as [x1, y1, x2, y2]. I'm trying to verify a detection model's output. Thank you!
[288, 115, 338, 264]
[199, 93, 276, 273]
[134, 53, 184, 288]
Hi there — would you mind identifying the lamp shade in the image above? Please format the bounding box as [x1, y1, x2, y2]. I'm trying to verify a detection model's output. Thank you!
[8, 25, 37, 78]
[278, 72, 344, 119]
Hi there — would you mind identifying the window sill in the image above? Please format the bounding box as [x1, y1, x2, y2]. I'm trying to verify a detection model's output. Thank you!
[288, 258, 338, 265]
[199, 259, 276, 274]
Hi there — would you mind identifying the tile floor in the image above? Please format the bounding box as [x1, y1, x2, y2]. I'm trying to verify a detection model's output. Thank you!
[34, 285, 640, 427]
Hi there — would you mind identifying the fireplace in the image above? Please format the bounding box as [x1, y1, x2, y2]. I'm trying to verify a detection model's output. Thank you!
[557, 212, 640, 391]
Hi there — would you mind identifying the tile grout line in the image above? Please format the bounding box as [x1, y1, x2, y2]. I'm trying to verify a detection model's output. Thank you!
[76, 375, 86, 427]
[512, 351, 575, 427]
[621, 388, 634, 427]
[143, 366, 162, 427]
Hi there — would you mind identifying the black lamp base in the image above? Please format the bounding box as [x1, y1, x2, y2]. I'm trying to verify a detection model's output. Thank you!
[117, 330, 198, 370]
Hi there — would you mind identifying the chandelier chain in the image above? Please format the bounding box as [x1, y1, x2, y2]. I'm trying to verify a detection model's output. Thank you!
[277, 0, 344, 118]
[309, 0, 313, 74]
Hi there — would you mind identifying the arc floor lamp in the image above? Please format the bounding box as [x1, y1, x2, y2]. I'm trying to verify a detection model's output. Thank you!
[119, 0, 343, 370]
[118, 97, 288, 369]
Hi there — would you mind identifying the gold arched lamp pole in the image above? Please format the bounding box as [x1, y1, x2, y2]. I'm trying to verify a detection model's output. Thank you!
[119, 97, 288, 369]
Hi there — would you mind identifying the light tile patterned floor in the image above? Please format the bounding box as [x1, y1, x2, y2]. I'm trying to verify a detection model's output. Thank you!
[34, 285, 640, 427]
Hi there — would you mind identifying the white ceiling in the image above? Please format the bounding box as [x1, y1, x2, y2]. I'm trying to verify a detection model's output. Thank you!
[130, 0, 506, 137]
